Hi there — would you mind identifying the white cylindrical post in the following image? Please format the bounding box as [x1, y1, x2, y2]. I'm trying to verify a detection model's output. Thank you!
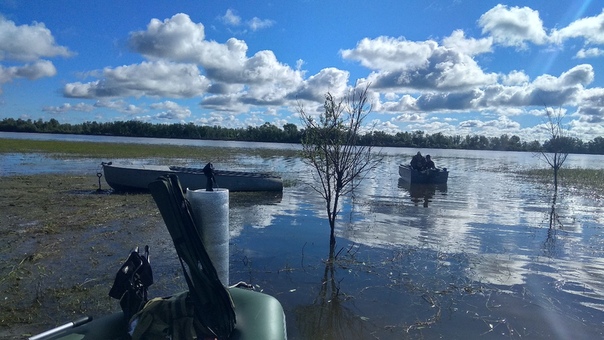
[185, 188, 229, 286]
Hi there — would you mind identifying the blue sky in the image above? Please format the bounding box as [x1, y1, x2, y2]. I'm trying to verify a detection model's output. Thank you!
[0, 0, 603, 142]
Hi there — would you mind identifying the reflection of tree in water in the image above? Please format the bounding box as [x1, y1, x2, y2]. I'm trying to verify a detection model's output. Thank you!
[295, 246, 370, 340]
[294, 245, 487, 338]
[398, 178, 447, 207]
[543, 192, 563, 257]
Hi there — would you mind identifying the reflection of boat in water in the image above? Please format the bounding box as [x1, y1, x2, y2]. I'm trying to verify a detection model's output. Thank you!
[230, 190, 283, 206]
[398, 178, 448, 197]
[398, 178, 447, 207]
[398, 164, 448, 184]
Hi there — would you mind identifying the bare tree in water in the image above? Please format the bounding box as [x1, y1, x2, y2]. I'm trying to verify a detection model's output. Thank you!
[540, 106, 570, 193]
[540, 106, 569, 252]
[298, 85, 382, 247]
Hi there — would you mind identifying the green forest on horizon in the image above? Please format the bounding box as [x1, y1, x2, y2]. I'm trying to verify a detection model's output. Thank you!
[2, 117, 604, 155]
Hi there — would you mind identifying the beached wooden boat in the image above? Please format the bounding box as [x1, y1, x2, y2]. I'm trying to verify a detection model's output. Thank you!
[398, 164, 449, 184]
[102, 163, 283, 192]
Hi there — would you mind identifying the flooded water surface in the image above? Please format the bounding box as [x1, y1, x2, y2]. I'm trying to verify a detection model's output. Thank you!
[3, 132, 604, 339]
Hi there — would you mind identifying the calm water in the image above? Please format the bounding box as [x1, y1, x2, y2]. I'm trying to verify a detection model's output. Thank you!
[3, 132, 604, 339]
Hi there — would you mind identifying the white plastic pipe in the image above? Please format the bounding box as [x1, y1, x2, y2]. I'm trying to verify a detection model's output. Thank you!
[185, 188, 230, 286]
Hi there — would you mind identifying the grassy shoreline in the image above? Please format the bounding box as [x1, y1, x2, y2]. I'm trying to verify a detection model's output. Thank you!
[0, 137, 299, 160]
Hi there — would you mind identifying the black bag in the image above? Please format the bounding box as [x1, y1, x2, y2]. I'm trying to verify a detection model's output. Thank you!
[109, 246, 153, 321]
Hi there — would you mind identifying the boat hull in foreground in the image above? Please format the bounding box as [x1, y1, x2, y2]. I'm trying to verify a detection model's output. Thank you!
[37, 287, 287, 340]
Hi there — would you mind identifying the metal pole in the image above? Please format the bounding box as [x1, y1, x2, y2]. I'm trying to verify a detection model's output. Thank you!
[29, 316, 92, 340]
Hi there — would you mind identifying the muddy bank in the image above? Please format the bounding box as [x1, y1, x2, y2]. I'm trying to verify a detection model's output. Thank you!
[0, 174, 192, 338]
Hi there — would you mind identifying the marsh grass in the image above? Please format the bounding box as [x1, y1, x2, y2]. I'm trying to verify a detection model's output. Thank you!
[1, 138, 227, 159]
[519, 168, 604, 196]
[0, 138, 299, 161]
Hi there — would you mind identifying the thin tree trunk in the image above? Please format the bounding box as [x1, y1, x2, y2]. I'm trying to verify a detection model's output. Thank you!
[328, 208, 336, 246]
[553, 167, 559, 193]
[329, 189, 341, 247]
[549, 191, 558, 229]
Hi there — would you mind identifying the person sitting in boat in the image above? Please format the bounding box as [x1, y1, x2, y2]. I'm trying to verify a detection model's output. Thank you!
[425, 155, 436, 170]
[410, 152, 426, 170]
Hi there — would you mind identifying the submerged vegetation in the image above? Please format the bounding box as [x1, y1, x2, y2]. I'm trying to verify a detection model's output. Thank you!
[519, 168, 604, 197]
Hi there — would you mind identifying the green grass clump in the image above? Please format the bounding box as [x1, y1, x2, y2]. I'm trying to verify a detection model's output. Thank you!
[520, 168, 604, 194]
[0, 138, 300, 161]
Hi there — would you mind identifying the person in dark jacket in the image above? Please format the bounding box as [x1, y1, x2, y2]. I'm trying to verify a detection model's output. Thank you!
[410, 152, 426, 170]
[425, 155, 436, 170]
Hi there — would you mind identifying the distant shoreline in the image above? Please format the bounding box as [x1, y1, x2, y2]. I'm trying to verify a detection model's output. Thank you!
[3, 118, 604, 155]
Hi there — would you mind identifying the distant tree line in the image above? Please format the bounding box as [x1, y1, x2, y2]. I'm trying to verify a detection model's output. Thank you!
[1, 117, 603, 155]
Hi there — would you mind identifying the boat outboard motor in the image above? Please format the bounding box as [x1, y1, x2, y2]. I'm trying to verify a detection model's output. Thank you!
[203, 162, 216, 191]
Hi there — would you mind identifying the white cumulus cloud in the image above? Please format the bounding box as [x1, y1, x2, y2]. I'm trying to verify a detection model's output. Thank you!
[343, 36, 498, 91]
[221, 9, 242, 26]
[63, 61, 210, 98]
[0, 60, 57, 92]
[0, 16, 70, 92]
[576, 47, 604, 59]
[478, 4, 548, 49]
[220, 9, 275, 32]
[442, 29, 493, 56]
[42, 102, 94, 114]
[151, 100, 192, 120]
[550, 9, 604, 45]
[0, 16, 73, 62]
